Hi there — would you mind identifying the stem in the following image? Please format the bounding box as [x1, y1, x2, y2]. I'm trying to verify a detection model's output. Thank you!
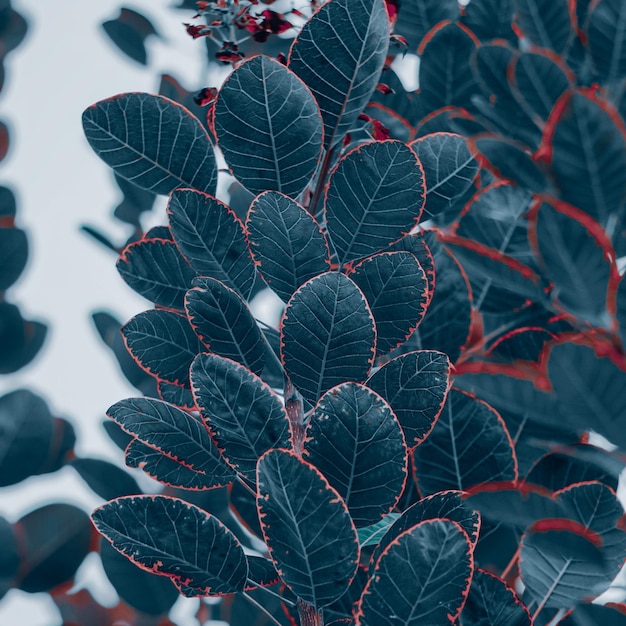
[248, 581, 296, 607]
[242, 591, 284, 626]
[297, 599, 323, 626]
[285, 378, 306, 454]
[236, 475, 256, 497]
[501, 543, 521, 581]
[308, 146, 336, 219]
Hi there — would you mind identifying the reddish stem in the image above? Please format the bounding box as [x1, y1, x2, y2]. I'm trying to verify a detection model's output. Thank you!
[285, 378, 305, 455]
[297, 599, 323, 626]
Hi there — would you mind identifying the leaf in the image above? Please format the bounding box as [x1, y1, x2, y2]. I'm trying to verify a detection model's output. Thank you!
[82, 93, 217, 195]
[413, 388, 518, 495]
[513, 0, 573, 53]
[358, 514, 400, 548]
[587, 0, 626, 83]
[14, 504, 92, 593]
[257, 449, 360, 609]
[122, 309, 202, 388]
[157, 379, 195, 409]
[549, 91, 626, 226]
[561, 603, 626, 625]
[303, 383, 408, 527]
[167, 188, 256, 300]
[395, 0, 460, 51]
[102, 8, 159, 66]
[185, 278, 265, 375]
[108, 397, 235, 489]
[70, 457, 141, 500]
[356, 519, 473, 626]
[280, 272, 376, 404]
[92, 495, 248, 596]
[288, 0, 389, 148]
[0, 516, 18, 600]
[367, 350, 450, 447]
[460, 569, 532, 626]
[246, 191, 330, 302]
[548, 342, 626, 450]
[461, 0, 516, 43]
[350, 252, 428, 356]
[0, 227, 27, 290]
[214, 56, 323, 197]
[112, 172, 156, 227]
[116, 238, 196, 309]
[411, 132, 479, 220]
[531, 200, 615, 326]
[191, 352, 292, 482]
[324, 140, 425, 264]
[418, 21, 479, 115]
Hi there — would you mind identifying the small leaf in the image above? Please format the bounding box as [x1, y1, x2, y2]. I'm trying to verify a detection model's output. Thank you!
[121, 309, 203, 386]
[70, 457, 141, 500]
[0, 227, 27, 290]
[82, 93, 217, 195]
[102, 8, 159, 65]
[246, 191, 331, 302]
[191, 352, 292, 482]
[257, 449, 360, 609]
[167, 188, 256, 300]
[288, 0, 389, 148]
[92, 495, 248, 596]
[214, 56, 323, 197]
[281, 272, 376, 404]
[303, 383, 408, 527]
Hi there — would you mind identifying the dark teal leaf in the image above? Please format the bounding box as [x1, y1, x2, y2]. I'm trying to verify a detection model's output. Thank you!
[358, 514, 400, 549]
[121, 309, 203, 386]
[191, 352, 292, 482]
[413, 388, 517, 495]
[92, 495, 248, 596]
[325, 140, 425, 264]
[460, 0, 516, 43]
[350, 251, 428, 356]
[116, 238, 196, 309]
[367, 350, 450, 448]
[112, 173, 156, 227]
[513, 0, 572, 53]
[280, 272, 376, 404]
[102, 8, 159, 66]
[257, 449, 360, 609]
[157, 379, 195, 409]
[587, 0, 626, 83]
[70, 457, 141, 500]
[562, 602, 626, 625]
[0, 516, 18, 600]
[82, 93, 217, 195]
[167, 188, 256, 300]
[0, 227, 27, 290]
[214, 56, 323, 197]
[395, 0, 460, 51]
[303, 383, 408, 527]
[108, 397, 235, 489]
[356, 519, 473, 626]
[288, 0, 389, 148]
[185, 278, 265, 375]
[246, 190, 330, 302]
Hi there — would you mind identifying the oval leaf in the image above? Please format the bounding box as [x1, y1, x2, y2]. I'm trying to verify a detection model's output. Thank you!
[513, 0, 572, 53]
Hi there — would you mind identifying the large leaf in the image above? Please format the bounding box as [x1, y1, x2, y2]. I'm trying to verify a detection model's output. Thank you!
[367, 350, 450, 447]
[280, 272, 376, 404]
[92, 495, 248, 596]
[513, 0, 572, 53]
[395, 0, 460, 51]
[413, 388, 517, 495]
[460, 0, 516, 43]
[191, 352, 292, 482]
[214, 56, 323, 198]
[185, 278, 265, 375]
[257, 449, 360, 609]
[246, 191, 330, 302]
[288, 0, 389, 149]
[167, 188, 256, 299]
[121, 309, 202, 386]
[356, 519, 473, 626]
[107, 397, 235, 488]
[324, 140, 425, 264]
[586, 0, 626, 83]
[303, 383, 408, 527]
[116, 238, 196, 309]
[350, 251, 428, 356]
[82, 93, 217, 195]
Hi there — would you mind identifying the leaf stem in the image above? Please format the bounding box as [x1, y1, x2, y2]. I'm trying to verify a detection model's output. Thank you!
[248, 580, 296, 607]
[500, 543, 521, 581]
[242, 591, 285, 626]
[236, 476, 256, 497]
[284, 378, 306, 455]
[308, 146, 336, 219]
[297, 599, 323, 626]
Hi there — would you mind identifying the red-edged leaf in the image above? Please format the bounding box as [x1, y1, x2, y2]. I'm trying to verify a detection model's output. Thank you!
[121, 309, 202, 387]
[411, 132, 479, 221]
[92, 495, 248, 596]
[349, 251, 428, 356]
[367, 350, 450, 448]
[324, 140, 425, 264]
[548, 91, 626, 226]
[82, 93, 217, 196]
[107, 397, 235, 489]
[185, 278, 266, 375]
[513, 0, 573, 53]
[356, 519, 473, 626]
[157, 379, 195, 409]
[257, 449, 360, 609]
[413, 388, 518, 495]
[191, 353, 292, 482]
[214, 56, 323, 198]
[461, 569, 532, 626]
[395, 0, 460, 50]
[472, 42, 516, 104]
[167, 188, 256, 300]
[246, 191, 331, 302]
[461, 0, 516, 43]
[288, 0, 389, 149]
[303, 383, 408, 527]
[586, 0, 626, 83]
[116, 238, 196, 310]
[280, 272, 376, 404]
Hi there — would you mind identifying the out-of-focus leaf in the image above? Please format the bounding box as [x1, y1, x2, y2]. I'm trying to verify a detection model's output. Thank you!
[70, 457, 141, 500]
[0, 303, 47, 374]
[461, 0, 516, 43]
[586, 0, 626, 82]
[0, 226, 26, 289]
[0, 516, 18, 600]
[395, 0, 459, 51]
[513, 0, 572, 53]
[102, 8, 159, 66]
[112, 173, 156, 227]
